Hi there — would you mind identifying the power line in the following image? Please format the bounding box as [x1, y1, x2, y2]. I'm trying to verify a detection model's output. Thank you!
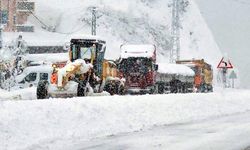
[55, 22, 89, 35]
[20, 0, 51, 29]
[20, 0, 89, 35]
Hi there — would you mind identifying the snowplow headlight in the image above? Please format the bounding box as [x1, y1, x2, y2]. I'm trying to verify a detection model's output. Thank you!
[52, 64, 57, 68]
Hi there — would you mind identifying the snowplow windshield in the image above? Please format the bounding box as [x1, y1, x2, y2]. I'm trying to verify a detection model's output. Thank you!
[70, 43, 96, 62]
[80, 46, 95, 60]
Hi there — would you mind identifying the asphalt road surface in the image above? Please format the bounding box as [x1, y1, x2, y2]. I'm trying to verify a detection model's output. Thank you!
[63, 111, 250, 150]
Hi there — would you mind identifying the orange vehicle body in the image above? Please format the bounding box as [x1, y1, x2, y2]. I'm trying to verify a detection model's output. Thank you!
[176, 59, 213, 92]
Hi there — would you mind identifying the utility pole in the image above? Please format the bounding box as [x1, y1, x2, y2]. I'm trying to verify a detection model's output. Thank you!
[91, 7, 97, 36]
[170, 0, 181, 63]
[0, 26, 3, 49]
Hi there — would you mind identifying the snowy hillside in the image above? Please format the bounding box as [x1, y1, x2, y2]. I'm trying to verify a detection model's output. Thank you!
[6, 0, 221, 66]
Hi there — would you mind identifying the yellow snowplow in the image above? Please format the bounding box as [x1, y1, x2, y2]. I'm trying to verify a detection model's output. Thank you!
[37, 36, 124, 99]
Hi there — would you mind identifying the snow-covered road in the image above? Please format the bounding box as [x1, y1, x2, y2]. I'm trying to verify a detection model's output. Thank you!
[69, 111, 250, 150]
[1, 88, 250, 150]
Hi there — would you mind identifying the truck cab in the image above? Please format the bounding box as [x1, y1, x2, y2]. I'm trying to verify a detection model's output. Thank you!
[118, 44, 158, 94]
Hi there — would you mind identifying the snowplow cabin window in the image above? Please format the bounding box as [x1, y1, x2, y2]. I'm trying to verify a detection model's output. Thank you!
[72, 45, 77, 60]
[80, 47, 92, 60]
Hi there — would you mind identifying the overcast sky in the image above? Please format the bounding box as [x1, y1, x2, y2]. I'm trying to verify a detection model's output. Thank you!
[194, 0, 250, 88]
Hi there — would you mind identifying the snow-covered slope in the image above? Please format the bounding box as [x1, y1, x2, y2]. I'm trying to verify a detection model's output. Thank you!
[180, 0, 222, 66]
[6, 0, 221, 67]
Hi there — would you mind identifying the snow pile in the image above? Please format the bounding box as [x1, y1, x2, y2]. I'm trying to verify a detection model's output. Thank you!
[57, 59, 92, 87]
[1, 89, 250, 150]
[0, 87, 36, 101]
[158, 63, 195, 76]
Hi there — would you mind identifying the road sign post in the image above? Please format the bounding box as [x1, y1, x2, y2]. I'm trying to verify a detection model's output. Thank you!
[217, 57, 234, 88]
[229, 70, 237, 88]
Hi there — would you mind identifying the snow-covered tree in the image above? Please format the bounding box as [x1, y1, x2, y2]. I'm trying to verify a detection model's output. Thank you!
[0, 35, 28, 90]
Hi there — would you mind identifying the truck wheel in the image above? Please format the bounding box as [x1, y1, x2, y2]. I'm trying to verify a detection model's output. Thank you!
[77, 81, 87, 97]
[181, 83, 187, 93]
[37, 81, 49, 99]
[158, 83, 164, 94]
[117, 82, 125, 95]
[200, 84, 208, 93]
[104, 82, 116, 95]
[208, 85, 213, 92]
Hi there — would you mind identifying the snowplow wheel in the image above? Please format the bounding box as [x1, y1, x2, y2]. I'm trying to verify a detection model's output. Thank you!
[77, 81, 87, 97]
[37, 80, 49, 99]
[104, 82, 115, 95]
[117, 82, 125, 95]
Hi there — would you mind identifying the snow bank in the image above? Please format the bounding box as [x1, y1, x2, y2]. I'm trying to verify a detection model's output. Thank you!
[0, 88, 36, 101]
[1, 89, 250, 150]
[158, 63, 195, 76]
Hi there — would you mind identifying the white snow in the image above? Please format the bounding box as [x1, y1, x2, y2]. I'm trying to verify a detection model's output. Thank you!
[69, 34, 105, 42]
[24, 53, 68, 64]
[57, 59, 92, 87]
[180, 0, 222, 67]
[2, 0, 222, 64]
[157, 63, 195, 76]
[1, 89, 250, 150]
[120, 44, 156, 59]
[3, 31, 67, 47]
[0, 87, 36, 101]
[0, 1, 238, 149]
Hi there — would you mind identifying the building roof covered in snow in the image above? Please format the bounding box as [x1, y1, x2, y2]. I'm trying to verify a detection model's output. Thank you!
[24, 53, 69, 63]
[2, 31, 105, 47]
[3, 31, 66, 47]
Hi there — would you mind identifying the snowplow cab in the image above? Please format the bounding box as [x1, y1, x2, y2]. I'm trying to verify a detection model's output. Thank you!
[37, 36, 125, 99]
[69, 38, 106, 78]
